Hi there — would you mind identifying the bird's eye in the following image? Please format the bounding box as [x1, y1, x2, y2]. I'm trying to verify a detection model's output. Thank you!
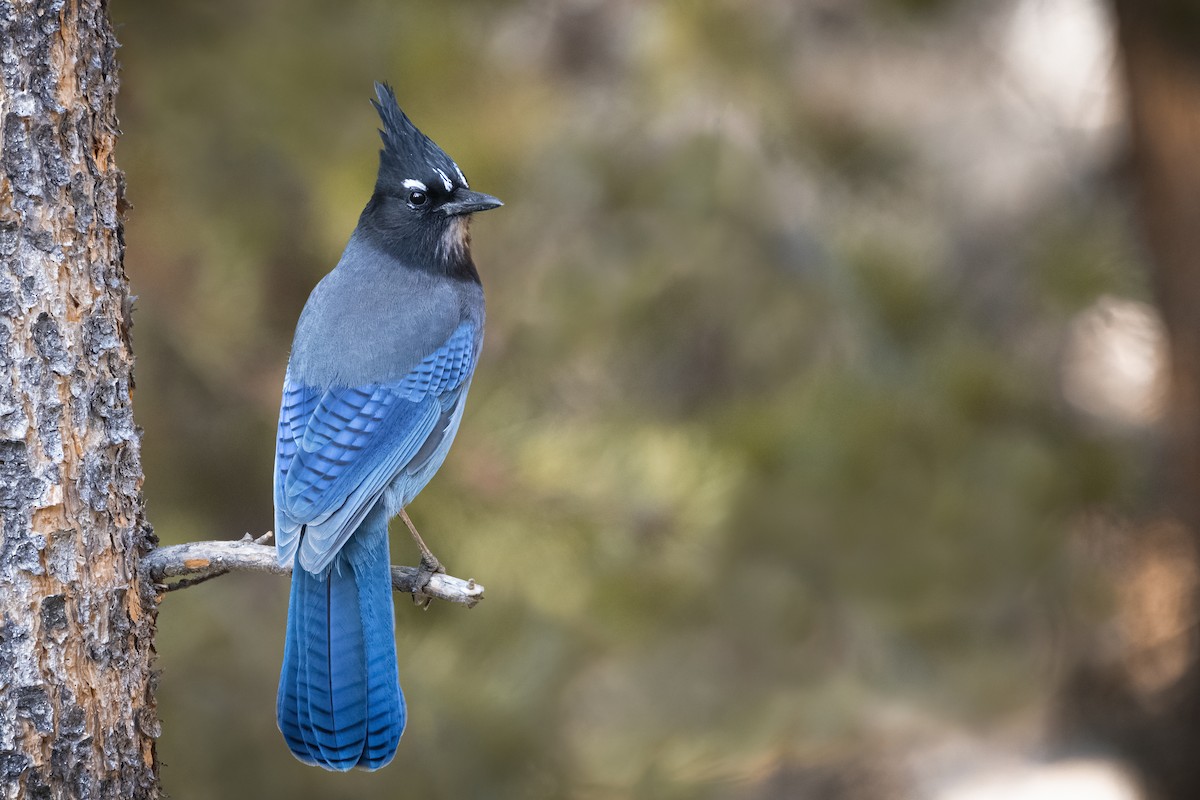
[408, 190, 428, 207]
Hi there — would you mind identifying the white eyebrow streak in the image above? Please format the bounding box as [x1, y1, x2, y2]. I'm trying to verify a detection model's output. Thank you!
[402, 179, 428, 191]
[434, 168, 453, 192]
[452, 162, 469, 188]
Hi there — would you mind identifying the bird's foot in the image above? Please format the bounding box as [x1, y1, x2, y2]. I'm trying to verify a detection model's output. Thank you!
[400, 507, 446, 608]
[412, 553, 446, 609]
[419, 551, 446, 576]
[410, 503, 451, 609]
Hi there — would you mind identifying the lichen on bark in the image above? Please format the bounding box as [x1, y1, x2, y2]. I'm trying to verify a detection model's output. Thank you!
[0, 1, 160, 798]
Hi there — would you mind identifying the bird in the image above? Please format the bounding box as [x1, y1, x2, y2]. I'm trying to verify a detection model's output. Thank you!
[272, 81, 501, 771]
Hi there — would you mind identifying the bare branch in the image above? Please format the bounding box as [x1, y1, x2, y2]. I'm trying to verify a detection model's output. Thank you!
[160, 568, 231, 593]
[141, 535, 485, 607]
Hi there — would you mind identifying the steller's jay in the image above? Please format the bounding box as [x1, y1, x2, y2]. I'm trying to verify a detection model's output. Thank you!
[273, 82, 501, 770]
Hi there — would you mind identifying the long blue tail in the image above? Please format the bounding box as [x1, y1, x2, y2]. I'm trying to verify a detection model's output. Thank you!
[277, 509, 405, 770]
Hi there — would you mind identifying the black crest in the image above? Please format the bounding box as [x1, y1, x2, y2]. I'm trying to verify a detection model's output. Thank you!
[372, 82, 465, 196]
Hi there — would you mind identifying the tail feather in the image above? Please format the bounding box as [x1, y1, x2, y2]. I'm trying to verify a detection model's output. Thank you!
[277, 578, 321, 765]
[277, 511, 405, 770]
[354, 528, 405, 765]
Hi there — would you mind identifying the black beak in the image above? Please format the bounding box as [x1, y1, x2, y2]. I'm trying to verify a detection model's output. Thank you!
[441, 189, 504, 217]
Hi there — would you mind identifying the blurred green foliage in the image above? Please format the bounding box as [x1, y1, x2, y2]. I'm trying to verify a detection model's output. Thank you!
[111, 0, 1146, 797]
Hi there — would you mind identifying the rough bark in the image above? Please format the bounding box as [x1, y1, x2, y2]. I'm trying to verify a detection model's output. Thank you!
[0, 2, 161, 799]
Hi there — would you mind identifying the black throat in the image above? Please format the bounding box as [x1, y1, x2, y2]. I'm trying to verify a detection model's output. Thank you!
[356, 193, 482, 285]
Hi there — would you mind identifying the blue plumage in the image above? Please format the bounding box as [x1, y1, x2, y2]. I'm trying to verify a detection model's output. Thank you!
[274, 83, 501, 771]
[277, 509, 402, 770]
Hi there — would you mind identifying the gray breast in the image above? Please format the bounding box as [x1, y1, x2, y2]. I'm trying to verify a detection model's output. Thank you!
[288, 235, 483, 388]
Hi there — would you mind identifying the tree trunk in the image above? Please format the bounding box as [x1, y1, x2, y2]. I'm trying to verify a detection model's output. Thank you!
[1057, 3, 1200, 799]
[0, 2, 160, 798]
[1115, 1, 1200, 527]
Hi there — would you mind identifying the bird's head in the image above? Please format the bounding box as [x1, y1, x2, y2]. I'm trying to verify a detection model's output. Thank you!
[359, 82, 502, 276]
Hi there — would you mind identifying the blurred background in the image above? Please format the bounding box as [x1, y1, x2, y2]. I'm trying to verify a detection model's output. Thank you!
[108, 0, 1200, 797]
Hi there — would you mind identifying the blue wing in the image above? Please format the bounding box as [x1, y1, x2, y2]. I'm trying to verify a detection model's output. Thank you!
[275, 321, 480, 573]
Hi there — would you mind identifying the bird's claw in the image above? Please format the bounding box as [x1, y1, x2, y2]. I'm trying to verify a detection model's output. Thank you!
[420, 552, 446, 576]
[411, 553, 446, 609]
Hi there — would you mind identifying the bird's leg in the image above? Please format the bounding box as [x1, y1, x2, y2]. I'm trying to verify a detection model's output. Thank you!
[399, 508, 446, 609]
[399, 508, 443, 573]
